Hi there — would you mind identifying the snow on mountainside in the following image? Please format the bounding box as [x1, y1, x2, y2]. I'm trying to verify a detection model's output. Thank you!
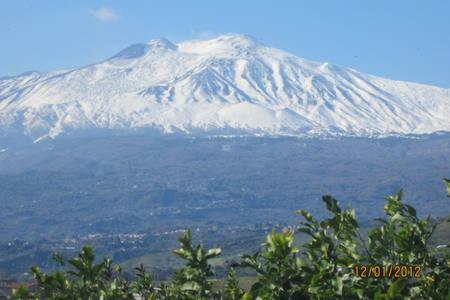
[0, 34, 449, 143]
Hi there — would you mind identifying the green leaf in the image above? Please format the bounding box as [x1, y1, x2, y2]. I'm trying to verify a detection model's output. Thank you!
[444, 178, 450, 197]
[206, 248, 222, 258]
[404, 204, 417, 217]
[322, 195, 342, 214]
[52, 252, 65, 266]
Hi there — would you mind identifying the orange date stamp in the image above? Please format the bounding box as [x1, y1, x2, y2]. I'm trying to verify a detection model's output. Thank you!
[353, 264, 422, 279]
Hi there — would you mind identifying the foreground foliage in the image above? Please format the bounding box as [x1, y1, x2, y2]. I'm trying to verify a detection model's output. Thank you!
[13, 179, 450, 299]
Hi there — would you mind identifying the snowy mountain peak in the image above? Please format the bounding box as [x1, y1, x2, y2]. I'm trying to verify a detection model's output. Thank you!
[111, 43, 151, 59]
[178, 34, 261, 56]
[0, 34, 449, 143]
[147, 38, 178, 51]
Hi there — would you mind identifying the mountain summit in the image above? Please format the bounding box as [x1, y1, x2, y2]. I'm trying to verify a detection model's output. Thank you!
[1, 34, 449, 143]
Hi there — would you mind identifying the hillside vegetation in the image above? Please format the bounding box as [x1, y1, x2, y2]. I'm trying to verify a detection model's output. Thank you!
[1, 136, 449, 242]
[12, 179, 450, 299]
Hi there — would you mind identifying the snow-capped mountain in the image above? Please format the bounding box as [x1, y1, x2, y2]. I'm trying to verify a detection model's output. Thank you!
[1, 34, 449, 143]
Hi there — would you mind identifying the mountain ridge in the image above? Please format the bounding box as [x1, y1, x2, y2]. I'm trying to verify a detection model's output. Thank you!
[1, 34, 449, 143]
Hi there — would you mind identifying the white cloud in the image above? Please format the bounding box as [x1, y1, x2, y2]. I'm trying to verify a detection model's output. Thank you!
[89, 7, 119, 23]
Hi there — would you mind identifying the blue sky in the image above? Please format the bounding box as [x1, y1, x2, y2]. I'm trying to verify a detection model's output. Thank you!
[1, 0, 449, 87]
